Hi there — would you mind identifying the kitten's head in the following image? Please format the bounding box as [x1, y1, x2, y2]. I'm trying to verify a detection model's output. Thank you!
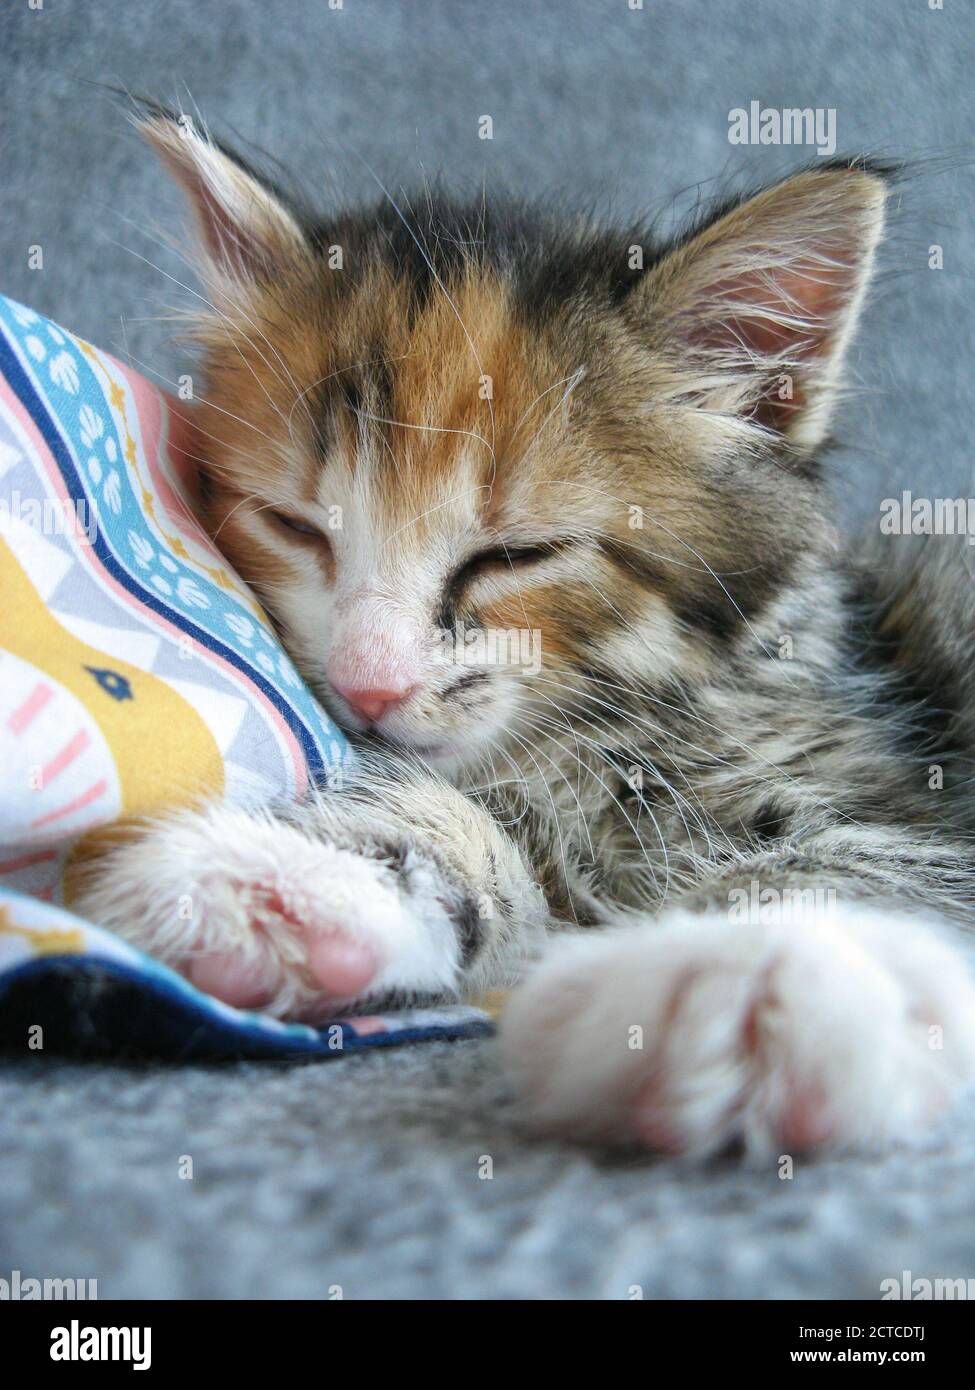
[144, 114, 886, 773]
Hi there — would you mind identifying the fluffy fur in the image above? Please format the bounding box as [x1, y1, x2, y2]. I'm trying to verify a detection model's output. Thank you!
[71, 110, 975, 1158]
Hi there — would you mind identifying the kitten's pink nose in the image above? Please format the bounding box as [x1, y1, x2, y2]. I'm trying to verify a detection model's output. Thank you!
[330, 679, 414, 724]
[327, 605, 422, 724]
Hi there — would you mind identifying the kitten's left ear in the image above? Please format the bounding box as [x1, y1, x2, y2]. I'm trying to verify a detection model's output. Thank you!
[635, 164, 889, 453]
[140, 112, 313, 297]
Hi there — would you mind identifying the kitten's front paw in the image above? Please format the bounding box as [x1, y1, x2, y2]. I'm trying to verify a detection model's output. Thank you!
[74, 807, 462, 1020]
[500, 904, 975, 1158]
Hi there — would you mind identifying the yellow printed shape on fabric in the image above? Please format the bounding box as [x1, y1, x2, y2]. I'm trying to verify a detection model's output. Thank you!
[0, 903, 85, 956]
[0, 534, 224, 815]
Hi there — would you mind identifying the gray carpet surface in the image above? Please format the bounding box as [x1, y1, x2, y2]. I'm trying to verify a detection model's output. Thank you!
[2, 0, 975, 1300]
[3, 1045, 975, 1301]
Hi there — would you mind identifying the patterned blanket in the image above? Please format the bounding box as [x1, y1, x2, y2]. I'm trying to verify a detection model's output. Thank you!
[0, 295, 490, 1057]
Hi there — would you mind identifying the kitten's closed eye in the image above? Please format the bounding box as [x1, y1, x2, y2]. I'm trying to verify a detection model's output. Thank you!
[269, 510, 330, 543]
[454, 540, 567, 584]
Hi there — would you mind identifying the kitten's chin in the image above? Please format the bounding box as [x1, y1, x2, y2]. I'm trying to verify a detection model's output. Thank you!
[385, 733, 475, 773]
[326, 710, 480, 771]
[398, 739, 457, 760]
[380, 726, 500, 779]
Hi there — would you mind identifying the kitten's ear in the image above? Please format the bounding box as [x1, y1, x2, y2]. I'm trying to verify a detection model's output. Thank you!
[140, 112, 313, 295]
[637, 165, 888, 452]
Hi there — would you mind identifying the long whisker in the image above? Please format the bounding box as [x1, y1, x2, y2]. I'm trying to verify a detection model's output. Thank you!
[113, 344, 278, 443]
[510, 366, 587, 441]
[355, 408, 496, 460]
[517, 366, 588, 463]
[382, 486, 490, 547]
[501, 724, 584, 922]
[110, 239, 304, 432]
[509, 689, 596, 859]
[286, 352, 414, 440]
[531, 675, 717, 827]
[515, 710, 671, 901]
[527, 678, 723, 861]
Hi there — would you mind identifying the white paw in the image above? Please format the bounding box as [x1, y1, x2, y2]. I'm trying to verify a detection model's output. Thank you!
[75, 807, 462, 1020]
[499, 903, 975, 1157]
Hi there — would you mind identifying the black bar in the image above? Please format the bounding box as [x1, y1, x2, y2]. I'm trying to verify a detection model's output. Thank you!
[1, 1298, 967, 1372]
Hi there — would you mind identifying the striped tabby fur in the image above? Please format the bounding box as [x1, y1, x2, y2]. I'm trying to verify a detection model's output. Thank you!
[73, 112, 975, 1157]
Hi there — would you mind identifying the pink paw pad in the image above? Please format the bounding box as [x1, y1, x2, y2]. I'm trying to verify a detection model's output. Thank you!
[187, 950, 276, 1010]
[629, 1076, 685, 1154]
[777, 1081, 835, 1151]
[305, 933, 380, 999]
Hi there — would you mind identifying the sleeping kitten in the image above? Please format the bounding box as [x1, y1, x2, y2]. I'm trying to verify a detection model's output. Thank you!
[75, 112, 975, 1157]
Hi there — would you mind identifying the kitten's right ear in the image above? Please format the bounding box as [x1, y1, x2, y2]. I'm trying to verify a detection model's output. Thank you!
[632, 163, 889, 454]
[139, 112, 313, 295]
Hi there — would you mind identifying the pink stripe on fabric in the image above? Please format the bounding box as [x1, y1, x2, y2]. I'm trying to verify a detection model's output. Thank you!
[0, 848, 57, 875]
[0, 370, 309, 799]
[41, 728, 90, 785]
[109, 357, 216, 550]
[29, 778, 109, 830]
[8, 681, 53, 735]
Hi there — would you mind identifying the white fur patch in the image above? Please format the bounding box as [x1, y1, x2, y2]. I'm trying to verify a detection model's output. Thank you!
[74, 804, 463, 1018]
[500, 901, 975, 1158]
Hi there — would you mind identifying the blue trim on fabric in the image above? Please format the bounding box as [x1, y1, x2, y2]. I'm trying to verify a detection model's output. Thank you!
[0, 955, 493, 1061]
[0, 322, 331, 780]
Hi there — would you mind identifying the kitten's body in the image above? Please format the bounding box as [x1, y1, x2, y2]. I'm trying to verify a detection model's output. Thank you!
[73, 115, 975, 1156]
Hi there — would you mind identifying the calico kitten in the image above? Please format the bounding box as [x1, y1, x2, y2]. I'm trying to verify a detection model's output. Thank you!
[75, 112, 975, 1157]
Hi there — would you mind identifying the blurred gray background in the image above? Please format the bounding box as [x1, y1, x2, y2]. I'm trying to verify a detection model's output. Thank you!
[2, 0, 975, 1301]
[3, 0, 973, 523]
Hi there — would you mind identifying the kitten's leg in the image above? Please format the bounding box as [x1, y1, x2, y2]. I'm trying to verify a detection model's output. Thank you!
[501, 841, 975, 1156]
[71, 763, 549, 1020]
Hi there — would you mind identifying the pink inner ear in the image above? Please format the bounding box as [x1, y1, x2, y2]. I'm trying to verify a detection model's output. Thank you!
[194, 179, 270, 278]
[684, 242, 861, 431]
[152, 135, 274, 282]
[690, 245, 858, 360]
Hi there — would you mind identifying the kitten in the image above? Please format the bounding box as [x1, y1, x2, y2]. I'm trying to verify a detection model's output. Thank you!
[74, 111, 975, 1157]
